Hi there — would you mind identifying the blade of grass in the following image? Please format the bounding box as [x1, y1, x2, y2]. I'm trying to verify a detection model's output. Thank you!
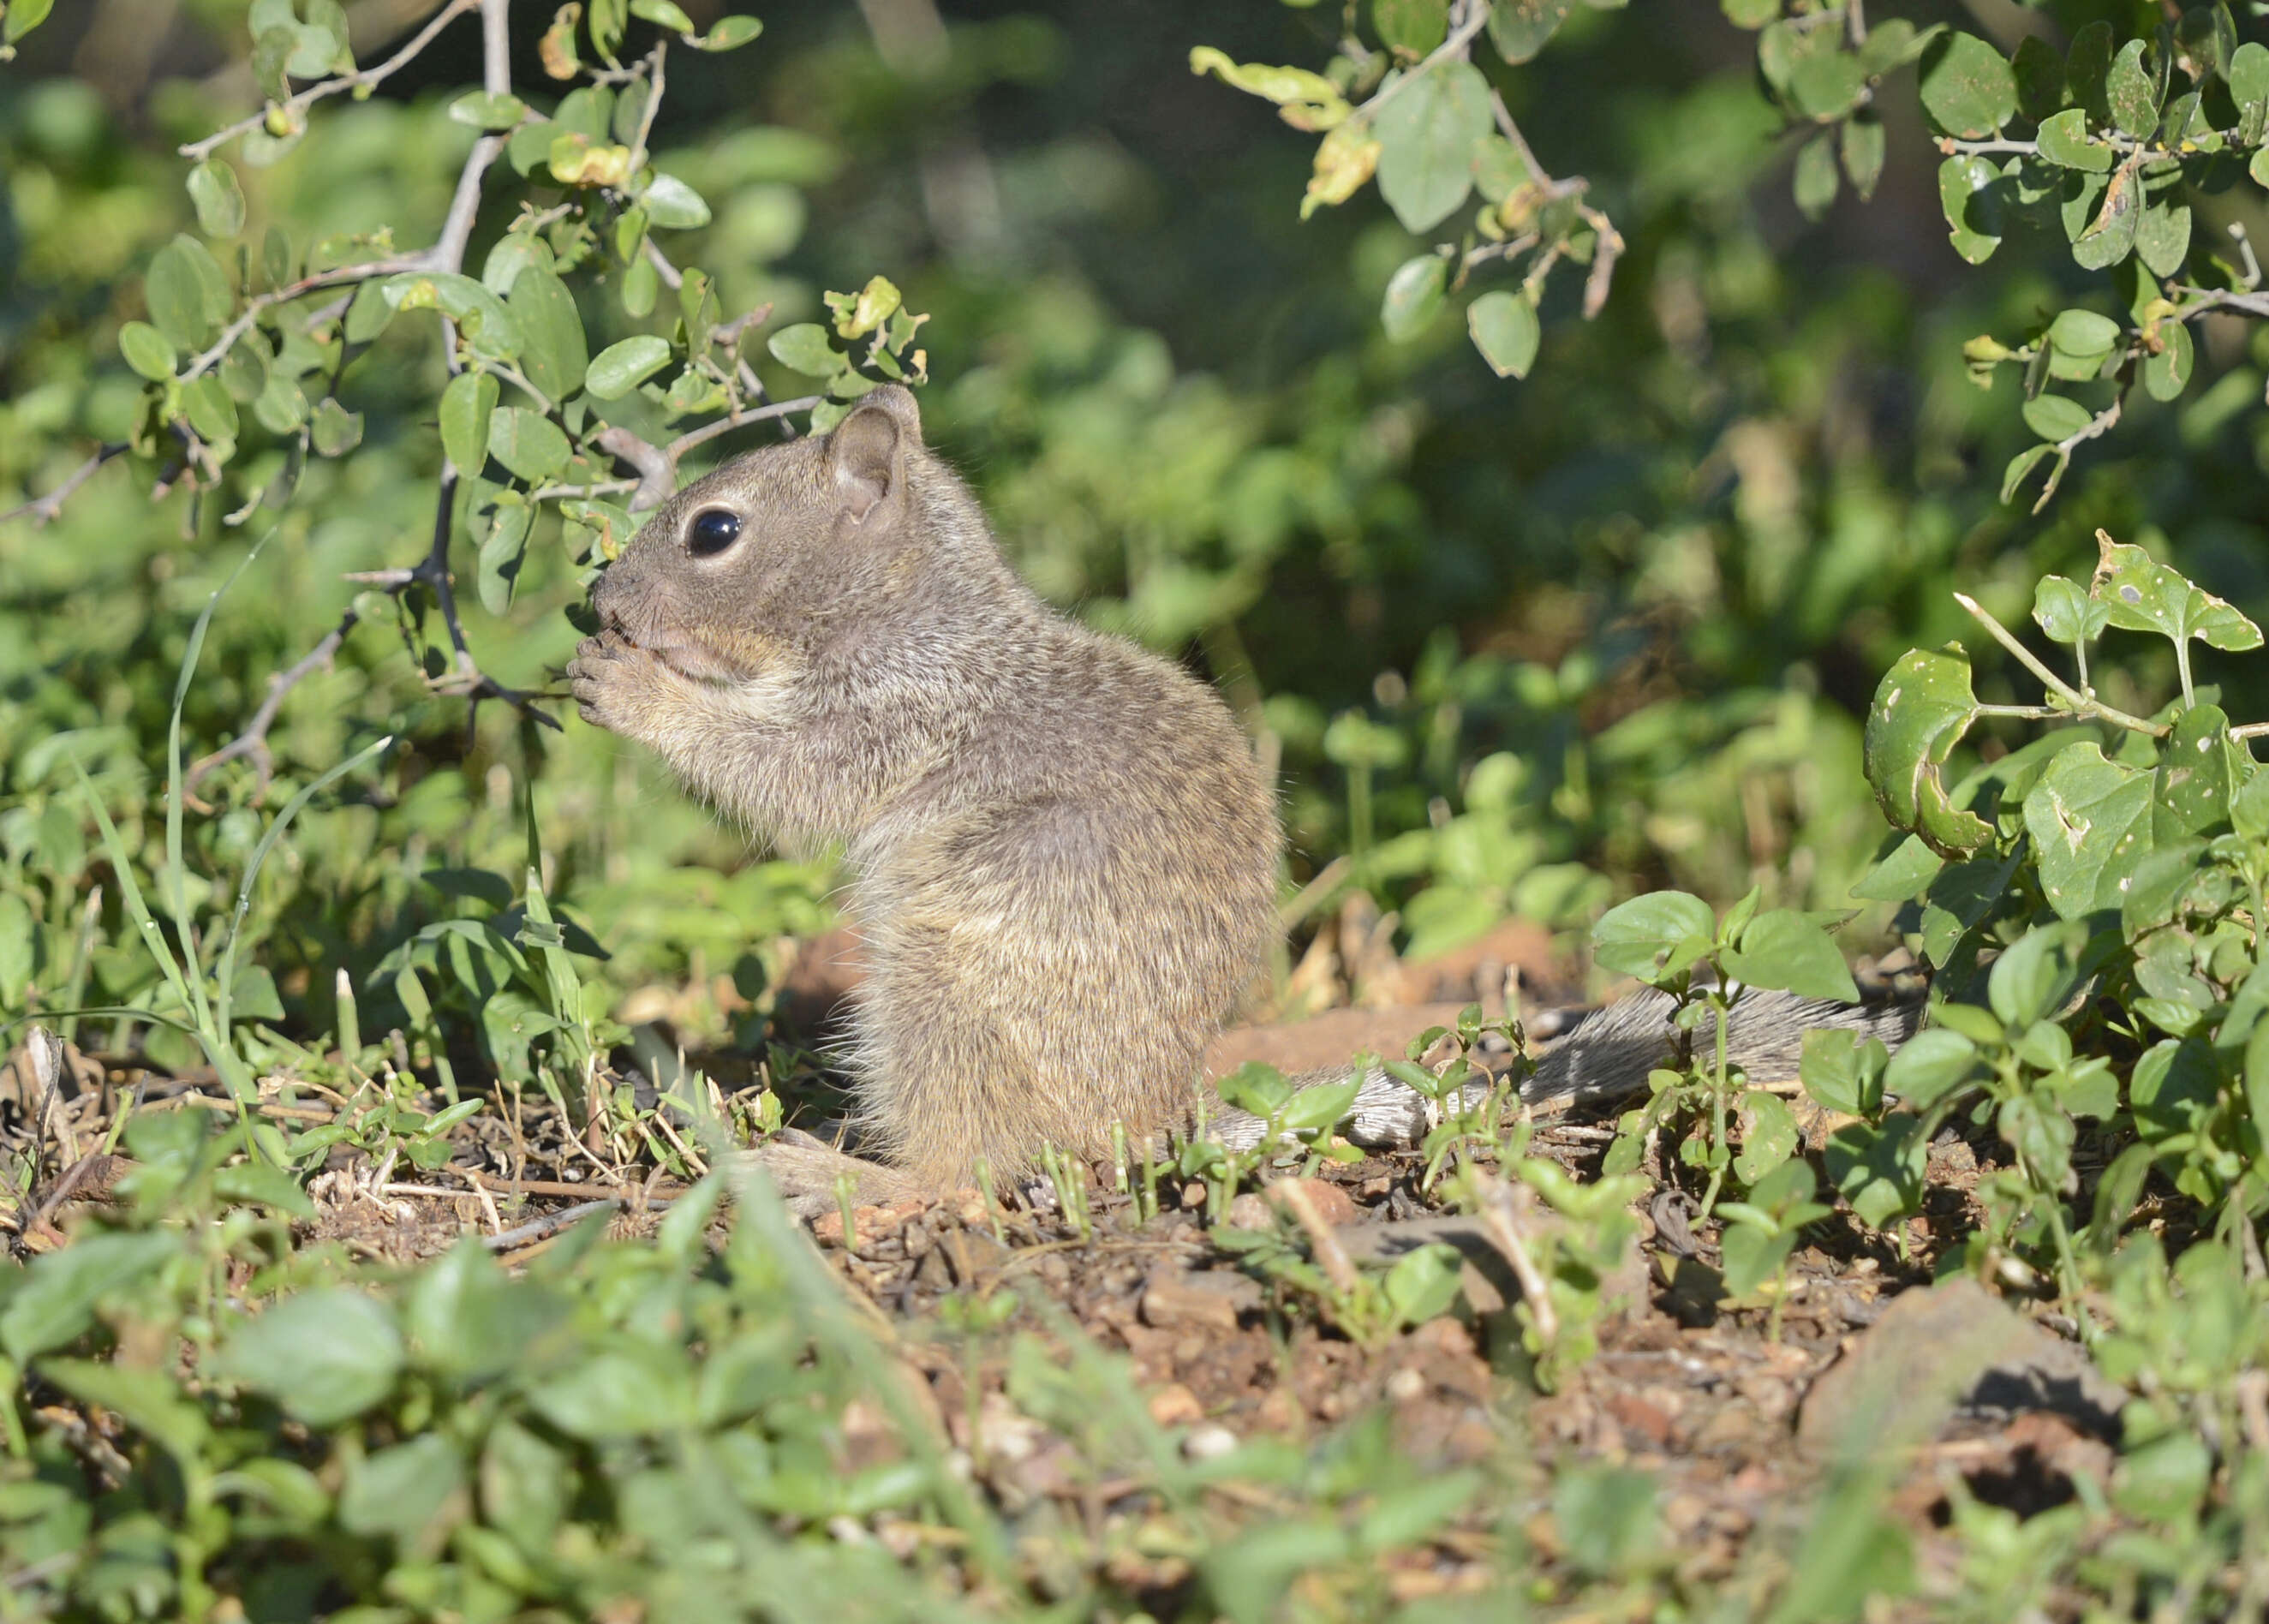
[161, 540, 270, 1037]
[213, 734, 393, 1036]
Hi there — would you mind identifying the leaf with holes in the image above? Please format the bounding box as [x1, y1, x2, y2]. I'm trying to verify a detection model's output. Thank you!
[2021, 742, 2155, 920]
[2092, 537, 2263, 652]
[1864, 645, 1992, 857]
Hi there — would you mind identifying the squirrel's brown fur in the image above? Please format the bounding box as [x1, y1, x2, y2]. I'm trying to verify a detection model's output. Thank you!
[568, 386, 1280, 1198]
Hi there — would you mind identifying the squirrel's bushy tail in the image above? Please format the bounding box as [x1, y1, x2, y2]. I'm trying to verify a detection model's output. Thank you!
[1209, 988, 1925, 1153]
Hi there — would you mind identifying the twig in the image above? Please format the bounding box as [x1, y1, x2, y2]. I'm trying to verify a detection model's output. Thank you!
[663, 396, 824, 459]
[183, 606, 362, 803]
[1274, 1179, 1361, 1295]
[1475, 1175, 1558, 1346]
[626, 39, 666, 174]
[1362, 0, 1490, 122]
[1952, 590, 2170, 737]
[0, 444, 128, 529]
[181, 0, 481, 161]
[481, 1197, 626, 1251]
[593, 427, 678, 512]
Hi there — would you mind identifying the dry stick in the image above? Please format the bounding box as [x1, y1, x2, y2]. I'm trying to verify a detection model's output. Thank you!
[1274, 1179, 1361, 1296]
[184, 606, 361, 802]
[1474, 1176, 1558, 1345]
[0, 444, 129, 529]
[180, 0, 481, 161]
[482, 1197, 617, 1251]
[1951, 591, 2170, 738]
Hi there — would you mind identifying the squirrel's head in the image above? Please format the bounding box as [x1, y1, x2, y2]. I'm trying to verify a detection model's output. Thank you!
[590, 384, 969, 682]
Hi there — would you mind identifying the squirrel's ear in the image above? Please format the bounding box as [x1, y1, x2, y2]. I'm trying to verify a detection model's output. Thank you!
[827, 386, 920, 522]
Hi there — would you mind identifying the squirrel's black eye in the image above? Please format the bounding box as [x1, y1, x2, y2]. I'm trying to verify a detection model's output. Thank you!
[688, 508, 743, 557]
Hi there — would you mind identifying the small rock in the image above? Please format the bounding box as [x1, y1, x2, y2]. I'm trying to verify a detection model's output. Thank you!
[1224, 1193, 1273, 1229]
[1184, 1423, 1239, 1461]
[1267, 1176, 1359, 1227]
[1383, 1366, 1427, 1404]
[1141, 1268, 1261, 1332]
[1147, 1383, 1205, 1427]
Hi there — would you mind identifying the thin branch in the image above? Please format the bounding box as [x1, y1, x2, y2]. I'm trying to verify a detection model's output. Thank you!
[664, 396, 823, 459]
[593, 427, 678, 511]
[642, 235, 687, 291]
[1363, 0, 1490, 122]
[182, 259, 431, 383]
[1475, 1176, 1558, 1346]
[0, 444, 128, 529]
[627, 39, 666, 174]
[180, 0, 480, 161]
[183, 606, 362, 804]
[1952, 591, 2170, 737]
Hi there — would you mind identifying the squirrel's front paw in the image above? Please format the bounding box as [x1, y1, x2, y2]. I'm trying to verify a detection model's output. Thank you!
[568, 630, 672, 737]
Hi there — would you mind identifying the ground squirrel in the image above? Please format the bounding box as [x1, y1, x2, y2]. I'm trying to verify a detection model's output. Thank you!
[569, 385, 1281, 1201]
[570, 386, 1919, 1203]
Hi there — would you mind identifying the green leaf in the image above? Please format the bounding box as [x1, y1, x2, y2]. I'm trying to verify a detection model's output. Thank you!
[767, 321, 839, 375]
[1733, 1090, 1800, 1185]
[1788, 51, 1866, 122]
[1591, 891, 1715, 985]
[41, 1360, 210, 1465]
[310, 397, 361, 456]
[2009, 35, 2064, 122]
[3, 0, 57, 44]
[1552, 1466, 1656, 1579]
[2136, 199, 2191, 280]
[1851, 834, 1942, 903]
[1277, 1078, 1360, 1135]
[2144, 319, 2194, 403]
[1863, 645, 1992, 857]
[2032, 574, 2108, 646]
[1986, 922, 2082, 1030]
[1374, 59, 1491, 233]
[1918, 33, 2017, 140]
[2232, 40, 2269, 109]
[1466, 290, 1539, 376]
[478, 501, 533, 616]
[2154, 703, 2242, 840]
[695, 14, 762, 49]
[0, 1231, 180, 1364]
[1486, 0, 1573, 64]
[2093, 537, 2265, 651]
[1374, 0, 1448, 57]
[2021, 742, 2155, 920]
[146, 236, 232, 351]
[1723, 909, 1860, 1002]
[1792, 131, 1839, 219]
[2035, 107, 2113, 172]
[214, 1287, 404, 1426]
[182, 373, 239, 444]
[2045, 307, 2119, 357]
[508, 266, 588, 401]
[585, 334, 673, 398]
[1884, 1027, 1979, 1108]
[487, 409, 570, 484]
[2000, 444, 2058, 507]
[2021, 392, 2093, 442]
[449, 90, 528, 129]
[1719, 1220, 1798, 1297]
[1800, 1029, 1888, 1117]
[1721, 0, 1776, 25]
[439, 368, 499, 475]
[1824, 1116, 1926, 1227]
[1380, 254, 1448, 343]
[1840, 113, 1885, 200]
[187, 159, 246, 238]
[1381, 1244, 1463, 1327]
[630, 0, 696, 32]
[119, 321, 176, 381]
[642, 173, 712, 230]
[2105, 39, 2159, 138]
[1936, 156, 2003, 264]
[384, 271, 521, 361]
[339, 1435, 465, 1543]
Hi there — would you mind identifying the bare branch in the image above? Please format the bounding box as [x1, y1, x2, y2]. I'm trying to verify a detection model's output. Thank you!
[593, 427, 678, 512]
[627, 39, 666, 174]
[1952, 590, 2169, 738]
[180, 0, 481, 162]
[0, 444, 129, 529]
[184, 606, 362, 804]
[664, 396, 824, 460]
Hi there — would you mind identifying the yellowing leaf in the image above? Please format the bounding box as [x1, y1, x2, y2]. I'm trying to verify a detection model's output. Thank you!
[1301, 123, 1381, 218]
